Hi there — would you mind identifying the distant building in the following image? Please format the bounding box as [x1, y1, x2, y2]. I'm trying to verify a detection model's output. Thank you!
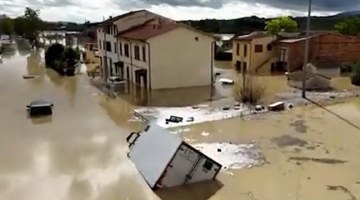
[231, 31, 360, 75]
[232, 31, 277, 74]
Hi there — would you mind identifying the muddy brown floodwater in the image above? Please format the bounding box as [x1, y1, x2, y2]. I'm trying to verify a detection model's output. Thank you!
[1, 42, 360, 200]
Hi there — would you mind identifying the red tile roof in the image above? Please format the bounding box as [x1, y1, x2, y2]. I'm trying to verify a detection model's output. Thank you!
[232, 31, 271, 41]
[117, 20, 179, 40]
[117, 20, 217, 41]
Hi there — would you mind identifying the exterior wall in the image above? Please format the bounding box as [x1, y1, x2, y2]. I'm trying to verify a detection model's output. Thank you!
[279, 34, 360, 72]
[149, 27, 214, 89]
[97, 27, 119, 78]
[117, 38, 150, 87]
[232, 35, 277, 73]
[231, 40, 251, 69]
[312, 34, 360, 62]
[250, 36, 277, 73]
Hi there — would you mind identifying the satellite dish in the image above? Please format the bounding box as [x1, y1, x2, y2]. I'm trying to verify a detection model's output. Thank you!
[216, 40, 223, 47]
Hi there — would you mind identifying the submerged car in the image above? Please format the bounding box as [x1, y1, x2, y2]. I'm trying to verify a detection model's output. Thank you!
[107, 76, 125, 85]
[27, 99, 53, 117]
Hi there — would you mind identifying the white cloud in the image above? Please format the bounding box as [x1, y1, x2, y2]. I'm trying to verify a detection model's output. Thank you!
[1, 0, 337, 22]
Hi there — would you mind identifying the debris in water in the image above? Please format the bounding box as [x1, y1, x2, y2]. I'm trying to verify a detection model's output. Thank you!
[287, 103, 294, 109]
[186, 117, 194, 122]
[201, 131, 209, 136]
[23, 75, 36, 79]
[271, 135, 308, 147]
[268, 101, 285, 111]
[289, 157, 347, 164]
[255, 105, 263, 111]
[193, 142, 265, 169]
[327, 185, 356, 200]
[222, 106, 231, 110]
[165, 115, 183, 124]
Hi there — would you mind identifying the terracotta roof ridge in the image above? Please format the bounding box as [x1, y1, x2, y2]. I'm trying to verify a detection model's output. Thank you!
[116, 19, 156, 37]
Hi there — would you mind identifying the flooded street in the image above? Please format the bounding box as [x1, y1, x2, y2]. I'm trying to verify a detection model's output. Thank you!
[1, 41, 360, 200]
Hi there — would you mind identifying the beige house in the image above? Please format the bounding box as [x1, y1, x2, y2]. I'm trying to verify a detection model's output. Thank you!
[97, 10, 171, 79]
[115, 18, 216, 89]
[98, 10, 216, 89]
[232, 32, 277, 74]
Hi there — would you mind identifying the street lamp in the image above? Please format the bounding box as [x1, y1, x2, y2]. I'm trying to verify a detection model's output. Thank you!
[302, 0, 312, 98]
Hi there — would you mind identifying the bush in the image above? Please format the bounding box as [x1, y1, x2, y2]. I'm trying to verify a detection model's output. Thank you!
[351, 62, 360, 86]
[233, 75, 265, 103]
[45, 43, 64, 67]
[45, 43, 80, 76]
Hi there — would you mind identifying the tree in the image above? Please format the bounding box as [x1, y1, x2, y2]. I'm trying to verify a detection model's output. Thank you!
[13, 17, 26, 36]
[23, 7, 42, 45]
[334, 17, 360, 36]
[265, 16, 298, 34]
[0, 18, 14, 35]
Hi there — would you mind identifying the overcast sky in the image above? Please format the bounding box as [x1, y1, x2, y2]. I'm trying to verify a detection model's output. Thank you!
[0, 0, 359, 22]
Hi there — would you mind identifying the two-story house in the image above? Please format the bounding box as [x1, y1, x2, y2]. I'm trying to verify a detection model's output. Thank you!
[97, 10, 216, 89]
[232, 32, 277, 74]
[97, 10, 173, 81]
[116, 18, 216, 89]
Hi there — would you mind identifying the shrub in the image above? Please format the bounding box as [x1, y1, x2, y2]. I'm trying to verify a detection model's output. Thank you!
[233, 75, 265, 103]
[45, 43, 64, 67]
[351, 62, 360, 86]
[45, 43, 80, 76]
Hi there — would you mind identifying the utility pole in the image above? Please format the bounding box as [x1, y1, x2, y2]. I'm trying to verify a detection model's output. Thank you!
[302, 0, 312, 98]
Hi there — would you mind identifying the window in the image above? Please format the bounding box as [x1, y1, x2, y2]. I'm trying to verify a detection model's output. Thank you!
[105, 26, 110, 34]
[124, 44, 129, 57]
[203, 160, 213, 171]
[106, 41, 111, 52]
[134, 45, 140, 60]
[142, 46, 146, 61]
[267, 44, 272, 51]
[236, 43, 240, 55]
[99, 39, 101, 49]
[244, 44, 247, 57]
[119, 43, 123, 55]
[280, 48, 287, 62]
[254, 45, 263, 53]
[99, 57, 102, 66]
[114, 42, 117, 53]
[103, 41, 105, 50]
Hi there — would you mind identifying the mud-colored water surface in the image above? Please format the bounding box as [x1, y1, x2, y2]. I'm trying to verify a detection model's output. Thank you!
[1, 42, 360, 200]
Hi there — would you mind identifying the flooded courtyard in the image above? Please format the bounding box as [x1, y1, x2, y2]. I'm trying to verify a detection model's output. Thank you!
[1, 40, 360, 200]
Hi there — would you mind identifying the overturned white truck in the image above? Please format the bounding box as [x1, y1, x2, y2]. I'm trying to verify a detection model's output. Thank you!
[126, 122, 222, 189]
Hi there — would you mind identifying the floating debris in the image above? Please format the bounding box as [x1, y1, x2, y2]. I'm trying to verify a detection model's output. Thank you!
[23, 75, 36, 79]
[289, 157, 347, 164]
[327, 185, 356, 200]
[201, 131, 209, 136]
[193, 142, 266, 169]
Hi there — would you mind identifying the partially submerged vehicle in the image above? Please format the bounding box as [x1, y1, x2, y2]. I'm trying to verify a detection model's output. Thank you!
[27, 99, 53, 117]
[126, 122, 222, 189]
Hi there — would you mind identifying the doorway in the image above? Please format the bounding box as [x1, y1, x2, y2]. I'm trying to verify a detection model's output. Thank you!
[135, 69, 147, 88]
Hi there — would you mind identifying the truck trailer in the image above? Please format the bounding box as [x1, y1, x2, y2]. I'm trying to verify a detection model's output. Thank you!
[126, 122, 222, 189]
